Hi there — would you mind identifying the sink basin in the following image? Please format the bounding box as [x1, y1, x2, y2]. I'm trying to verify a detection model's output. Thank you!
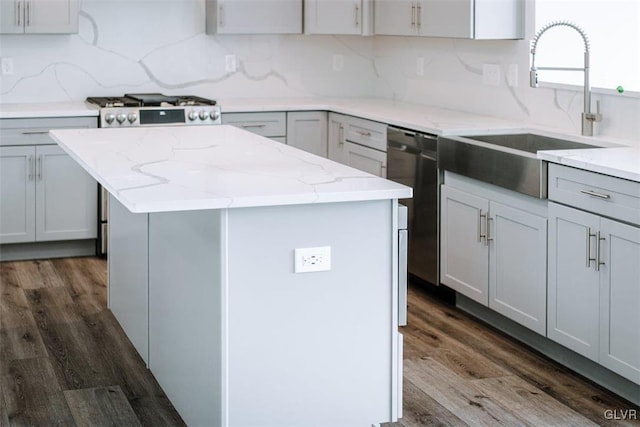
[438, 133, 599, 198]
[468, 133, 597, 154]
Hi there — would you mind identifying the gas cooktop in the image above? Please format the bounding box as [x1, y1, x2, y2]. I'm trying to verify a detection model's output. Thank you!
[86, 93, 221, 127]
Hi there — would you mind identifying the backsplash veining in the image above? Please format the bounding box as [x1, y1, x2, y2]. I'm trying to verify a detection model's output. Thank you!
[1, 0, 637, 146]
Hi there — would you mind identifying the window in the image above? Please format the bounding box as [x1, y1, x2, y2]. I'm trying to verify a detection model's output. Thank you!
[534, 0, 640, 94]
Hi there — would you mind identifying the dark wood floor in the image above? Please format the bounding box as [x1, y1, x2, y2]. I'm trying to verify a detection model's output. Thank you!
[1, 257, 639, 426]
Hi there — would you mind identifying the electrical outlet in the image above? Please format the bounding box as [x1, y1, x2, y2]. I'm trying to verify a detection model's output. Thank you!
[482, 63, 501, 87]
[1, 57, 14, 75]
[332, 54, 344, 72]
[294, 246, 331, 273]
[225, 54, 236, 73]
[416, 57, 424, 77]
[507, 64, 518, 87]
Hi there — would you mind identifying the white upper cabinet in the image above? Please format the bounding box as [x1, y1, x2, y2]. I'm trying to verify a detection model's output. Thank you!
[374, 0, 523, 39]
[0, 0, 78, 34]
[206, 0, 302, 34]
[304, 0, 373, 35]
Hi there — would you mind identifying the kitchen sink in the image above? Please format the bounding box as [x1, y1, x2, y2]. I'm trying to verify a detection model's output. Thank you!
[438, 133, 599, 198]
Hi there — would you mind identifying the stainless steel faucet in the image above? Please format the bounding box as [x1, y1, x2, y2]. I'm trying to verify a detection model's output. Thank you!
[530, 21, 602, 136]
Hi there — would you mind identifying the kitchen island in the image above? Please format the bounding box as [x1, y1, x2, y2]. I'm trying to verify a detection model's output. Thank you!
[49, 125, 411, 427]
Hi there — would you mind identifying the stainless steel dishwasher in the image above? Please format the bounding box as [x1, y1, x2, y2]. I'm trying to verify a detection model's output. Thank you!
[387, 126, 439, 285]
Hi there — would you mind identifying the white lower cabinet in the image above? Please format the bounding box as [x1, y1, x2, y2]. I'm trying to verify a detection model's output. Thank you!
[286, 111, 327, 157]
[0, 144, 97, 244]
[441, 175, 547, 335]
[549, 201, 640, 383]
[328, 112, 387, 177]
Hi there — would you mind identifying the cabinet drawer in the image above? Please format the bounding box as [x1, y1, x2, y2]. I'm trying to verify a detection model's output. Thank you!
[344, 116, 387, 152]
[0, 117, 97, 146]
[548, 164, 640, 226]
[222, 112, 286, 137]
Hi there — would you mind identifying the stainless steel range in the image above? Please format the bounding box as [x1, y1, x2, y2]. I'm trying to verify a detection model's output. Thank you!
[86, 93, 222, 257]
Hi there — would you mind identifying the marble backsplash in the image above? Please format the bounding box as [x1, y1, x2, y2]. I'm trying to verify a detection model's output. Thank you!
[1, 0, 638, 146]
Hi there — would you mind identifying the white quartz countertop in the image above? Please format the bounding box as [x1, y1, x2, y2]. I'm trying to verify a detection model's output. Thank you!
[538, 147, 640, 182]
[219, 97, 526, 136]
[0, 102, 99, 118]
[50, 125, 412, 213]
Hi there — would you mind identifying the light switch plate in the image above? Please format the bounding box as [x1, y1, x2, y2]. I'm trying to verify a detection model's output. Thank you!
[1, 57, 14, 75]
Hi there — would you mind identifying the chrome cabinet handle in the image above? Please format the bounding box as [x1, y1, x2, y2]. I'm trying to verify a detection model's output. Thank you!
[356, 130, 371, 137]
[586, 228, 597, 268]
[241, 124, 266, 128]
[21, 130, 49, 135]
[37, 155, 42, 181]
[411, 3, 416, 26]
[355, 3, 359, 27]
[580, 189, 610, 200]
[16, 1, 21, 26]
[28, 155, 34, 181]
[478, 210, 486, 243]
[26, 1, 30, 26]
[219, 4, 224, 26]
[416, 2, 422, 28]
[596, 231, 605, 271]
[486, 215, 493, 245]
[338, 124, 344, 145]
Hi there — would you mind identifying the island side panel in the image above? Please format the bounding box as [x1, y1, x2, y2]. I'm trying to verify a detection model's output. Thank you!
[226, 200, 396, 427]
[147, 209, 224, 427]
[108, 195, 149, 364]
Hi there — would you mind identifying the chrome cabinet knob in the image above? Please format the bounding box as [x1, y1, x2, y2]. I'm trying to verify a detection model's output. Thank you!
[104, 113, 115, 124]
[188, 110, 198, 121]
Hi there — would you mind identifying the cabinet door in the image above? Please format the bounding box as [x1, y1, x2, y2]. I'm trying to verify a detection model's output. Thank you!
[216, 0, 302, 34]
[344, 142, 386, 178]
[0, 0, 23, 33]
[327, 114, 346, 164]
[420, 0, 473, 38]
[440, 185, 489, 305]
[24, 0, 78, 33]
[286, 111, 328, 157]
[374, 0, 416, 36]
[488, 201, 547, 335]
[599, 218, 640, 384]
[35, 145, 97, 241]
[0, 146, 35, 243]
[305, 0, 361, 35]
[548, 202, 600, 361]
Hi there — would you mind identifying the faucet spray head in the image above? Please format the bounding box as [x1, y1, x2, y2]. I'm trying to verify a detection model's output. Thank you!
[530, 68, 539, 88]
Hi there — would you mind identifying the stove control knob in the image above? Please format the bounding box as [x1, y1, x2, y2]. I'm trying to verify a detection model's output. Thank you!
[104, 113, 115, 124]
[116, 114, 127, 124]
[199, 110, 209, 120]
[188, 110, 198, 121]
[209, 110, 220, 121]
[127, 113, 138, 124]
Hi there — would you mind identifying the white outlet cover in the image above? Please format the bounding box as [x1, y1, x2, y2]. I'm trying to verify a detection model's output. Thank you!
[508, 64, 518, 87]
[1, 57, 14, 75]
[294, 246, 331, 273]
[225, 54, 236, 73]
[416, 57, 425, 77]
[482, 63, 501, 87]
[332, 54, 344, 72]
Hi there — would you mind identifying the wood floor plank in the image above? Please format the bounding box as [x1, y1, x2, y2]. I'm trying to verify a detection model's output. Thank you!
[11, 260, 66, 290]
[0, 326, 48, 363]
[0, 264, 37, 330]
[25, 286, 84, 326]
[64, 386, 141, 427]
[471, 375, 600, 427]
[128, 396, 187, 427]
[405, 357, 530, 426]
[406, 285, 640, 426]
[398, 379, 469, 427]
[1, 357, 74, 426]
[51, 258, 107, 317]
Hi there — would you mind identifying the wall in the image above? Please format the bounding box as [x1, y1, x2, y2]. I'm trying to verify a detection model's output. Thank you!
[1, 0, 638, 146]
